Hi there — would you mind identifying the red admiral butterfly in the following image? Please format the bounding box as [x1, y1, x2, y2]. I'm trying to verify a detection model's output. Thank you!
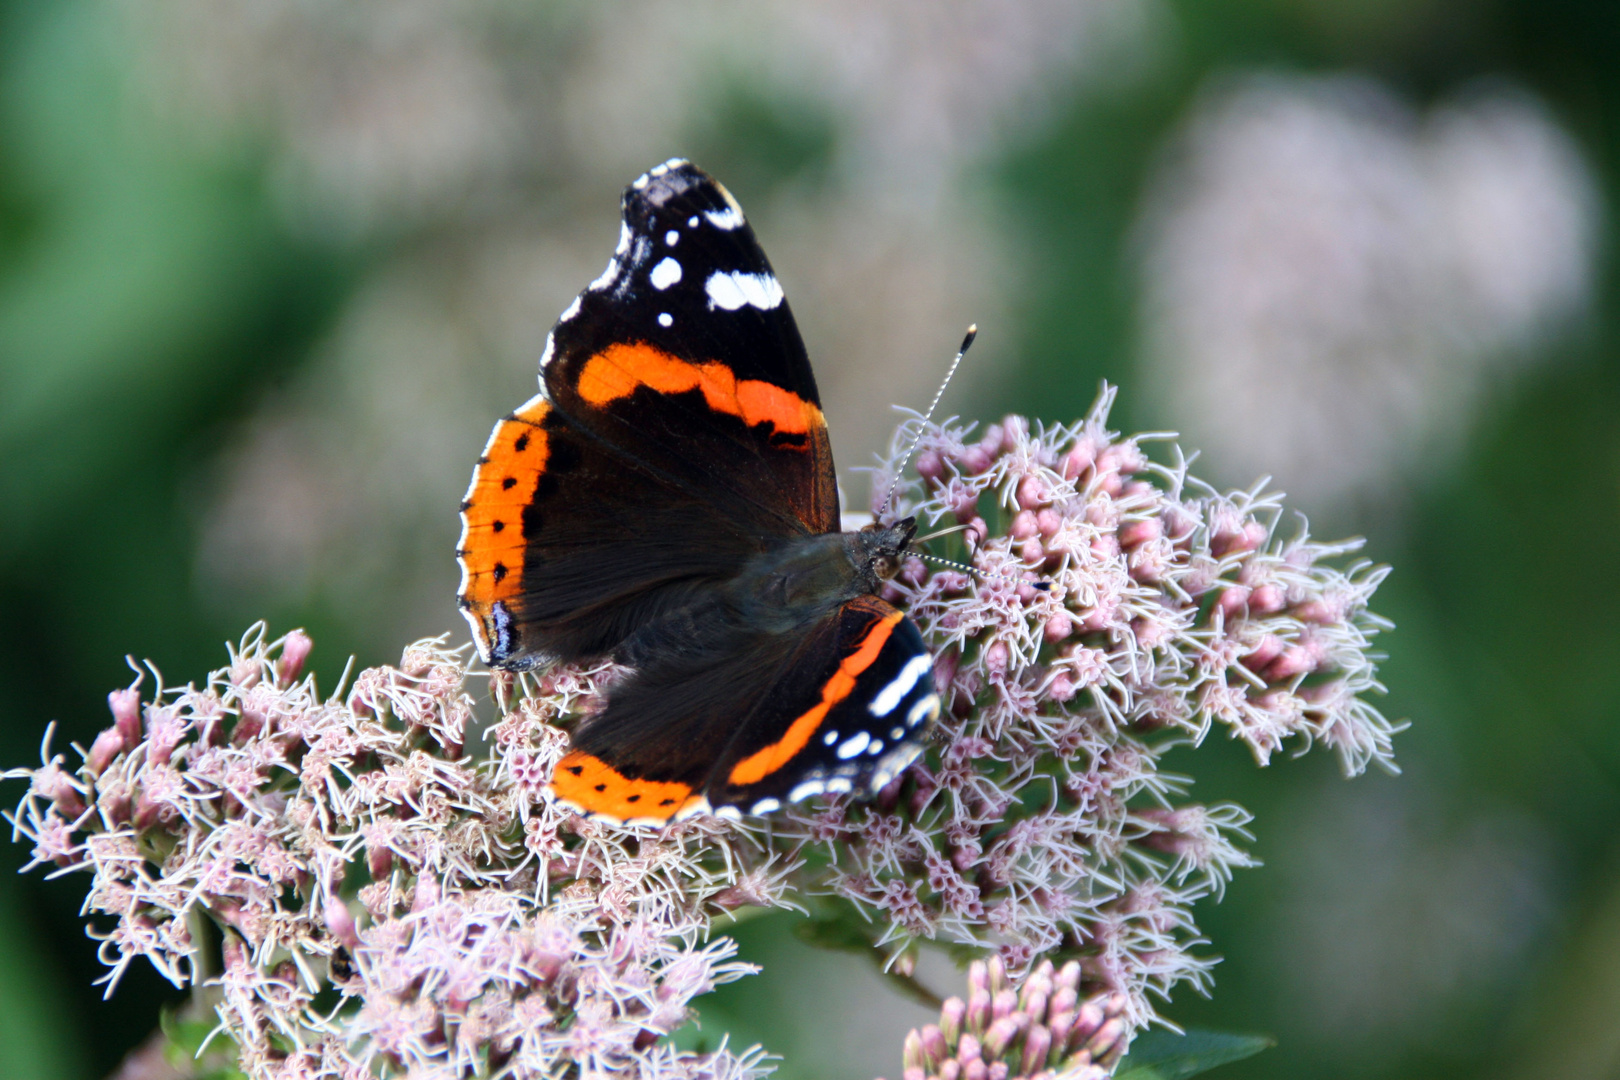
[458, 159, 940, 825]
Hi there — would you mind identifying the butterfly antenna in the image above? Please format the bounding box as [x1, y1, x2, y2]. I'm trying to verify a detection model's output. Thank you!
[916, 552, 979, 576]
[881, 325, 978, 521]
[913, 551, 1053, 592]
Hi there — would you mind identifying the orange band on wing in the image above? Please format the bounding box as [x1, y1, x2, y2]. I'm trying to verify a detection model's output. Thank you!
[459, 395, 551, 610]
[727, 610, 903, 787]
[577, 342, 821, 438]
[549, 749, 702, 822]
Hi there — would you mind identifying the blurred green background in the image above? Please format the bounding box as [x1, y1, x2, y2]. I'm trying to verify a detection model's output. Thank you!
[2, 1, 1617, 1077]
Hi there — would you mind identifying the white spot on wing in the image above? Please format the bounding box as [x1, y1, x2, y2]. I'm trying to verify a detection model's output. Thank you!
[907, 693, 940, 728]
[559, 296, 582, 322]
[657, 313, 673, 328]
[789, 780, 827, 803]
[870, 655, 933, 716]
[750, 797, 781, 815]
[705, 271, 784, 311]
[826, 777, 853, 794]
[836, 731, 871, 760]
[665, 229, 679, 246]
[616, 222, 633, 256]
[650, 257, 682, 291]
[871, 744, 924, 791]
[687, 215, 699, 228]
[704, 205, 745, 230]
[823, 729, 839, 746]
[867, 740, 884, 756]
[715, 804, 743, 821]
[539, 334, 556, 368]
[672, 796, 712, 822]
[890, 727, 904, 740]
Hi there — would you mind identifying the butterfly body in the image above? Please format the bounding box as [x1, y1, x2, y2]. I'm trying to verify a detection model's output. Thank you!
[457, 159, 939, 825]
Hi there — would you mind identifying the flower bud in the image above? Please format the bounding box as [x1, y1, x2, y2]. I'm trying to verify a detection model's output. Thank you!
[1061, 439, 1096, 480]
[108, 688, 141, 750]
[966, 985, 991, 1036]
[982, 1014, 1026, 1058]
[959, 447, 993, 474]
[1264, 641, 1325, 681]
[903, 1029, 927, 1071]
[1117, 518, 1160, 549]
[278, 629, 313, 685]
[1068, 999, 1105, 1049]
[1216, 585, 1251, 617]
[983, 643, 1010, 677]
[964, 517, 988, 550]
[1017, 475, 1049, 510]
[324, 893, 360, 950]
[1249, 583, 1285, 613]
[87, 728, 124, 774]
[939, 996, 966, 1045]
[1083, 1015, 1128, 1065]
[1022, 1022, 1053, 1074]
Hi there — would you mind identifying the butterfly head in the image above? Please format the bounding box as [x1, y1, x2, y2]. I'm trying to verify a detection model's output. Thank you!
[850, 516, 916, 588]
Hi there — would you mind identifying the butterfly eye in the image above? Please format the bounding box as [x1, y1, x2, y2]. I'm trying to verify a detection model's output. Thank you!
[873, 554, 899, 580]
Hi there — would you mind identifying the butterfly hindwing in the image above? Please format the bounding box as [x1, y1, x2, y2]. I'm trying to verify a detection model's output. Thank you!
[549, 595, 938, 823]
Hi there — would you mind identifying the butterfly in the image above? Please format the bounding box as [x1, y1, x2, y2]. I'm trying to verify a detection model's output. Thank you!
[457, 159, 940, 825]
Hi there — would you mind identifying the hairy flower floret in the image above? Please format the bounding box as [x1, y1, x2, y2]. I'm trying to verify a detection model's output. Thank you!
[4, 386, 1397, 1077]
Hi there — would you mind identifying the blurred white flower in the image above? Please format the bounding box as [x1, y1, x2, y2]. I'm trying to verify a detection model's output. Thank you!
[1136, 74, 1599, 512]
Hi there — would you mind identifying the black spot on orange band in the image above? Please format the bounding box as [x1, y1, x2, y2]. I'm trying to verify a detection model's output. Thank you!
[548, 749, 701, 822]
[457, 395, 553, 658]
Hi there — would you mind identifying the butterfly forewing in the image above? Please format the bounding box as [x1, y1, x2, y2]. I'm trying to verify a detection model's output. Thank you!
[542, 161, 839, 537]
[458, 395, 765, 667]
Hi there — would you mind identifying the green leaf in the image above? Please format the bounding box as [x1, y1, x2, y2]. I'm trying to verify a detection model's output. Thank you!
[1113, 1028, 1275, 1080]
[792, 910, 876, 955]
[157, 1002, 248, 1080]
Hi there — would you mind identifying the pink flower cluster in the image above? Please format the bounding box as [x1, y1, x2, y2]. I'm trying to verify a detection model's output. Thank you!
[5, 387, 1396, 1078]
[891, 956, 1128, 1080]
[779, 386, 1397, 1029]
[8, 628, 773, 1079]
